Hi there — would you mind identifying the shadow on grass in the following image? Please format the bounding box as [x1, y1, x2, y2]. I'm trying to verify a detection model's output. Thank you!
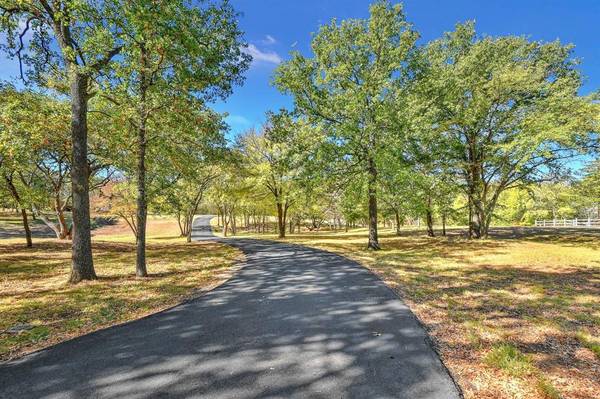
[1, 237, 459, 399]
[0, 238, 239, 363]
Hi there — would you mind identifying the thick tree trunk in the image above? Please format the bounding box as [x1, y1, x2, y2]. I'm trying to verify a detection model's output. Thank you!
[69, 73, 96, 283]
[367, 158, 380, 250]
[276, 201, 285, 238]
[135, 51, 149, 278]
[20, 208, 33, 247]
[481, 207, 493, 239]
[135, 111, 148, 277]
[394, 210, 401, 236]
[426, 209, 435, 237]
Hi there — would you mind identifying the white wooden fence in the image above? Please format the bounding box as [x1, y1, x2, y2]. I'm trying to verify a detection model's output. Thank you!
[534, 218, 600, 228]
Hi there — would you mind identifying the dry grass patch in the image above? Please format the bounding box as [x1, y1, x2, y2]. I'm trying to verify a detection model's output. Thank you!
[254, 227, 599, 399]
[1, 217, 242, 361]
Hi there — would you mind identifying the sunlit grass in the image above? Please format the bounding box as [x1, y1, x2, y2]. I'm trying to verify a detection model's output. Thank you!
[485, 343, 534, 377]
[576, 331, 600, 359]
[0, 216, 242, 361]
[237, 225, 600, 399]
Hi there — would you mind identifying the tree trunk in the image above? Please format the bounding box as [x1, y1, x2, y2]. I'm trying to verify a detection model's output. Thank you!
[55, 197, 70, 239]
[37, 212, 61, 238]
[442, 212, 447, 236]
[222, 213, 229, 237]
[69, 72, 96, 283]
[20, 208, 32, 247]
[426, 209, 435, 237]
[134, 49, 150, 278]
[186, 212, 193, 243]
[177, 211, 184, 236]
[481, 207, 493, 239]
[185, 192, 204, 243]
[4, 173, 33, 247]
[394, 210, 401, 236]
[472, 204, 483, 239]
[426, 196, 435, 237]
[135, 118, 148, 277]
[367, 158, 380, 250]
[276, 201, 285, 238]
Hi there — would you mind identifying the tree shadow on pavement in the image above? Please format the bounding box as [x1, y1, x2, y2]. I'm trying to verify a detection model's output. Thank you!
[0, 238, 459, 399]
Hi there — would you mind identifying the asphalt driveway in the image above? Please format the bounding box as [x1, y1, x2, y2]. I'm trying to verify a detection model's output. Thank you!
[0, 215, 460, 398]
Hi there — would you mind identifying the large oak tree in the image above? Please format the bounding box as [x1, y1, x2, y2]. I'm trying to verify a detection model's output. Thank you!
[275, 1, 418, 249]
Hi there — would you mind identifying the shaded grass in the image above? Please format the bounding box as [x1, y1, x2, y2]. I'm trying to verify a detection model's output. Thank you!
[0, 217, 242, 361]
[241, 226, 600, 399]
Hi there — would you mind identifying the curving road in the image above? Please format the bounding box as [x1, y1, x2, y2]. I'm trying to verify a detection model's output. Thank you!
[0, 215, 460, 399]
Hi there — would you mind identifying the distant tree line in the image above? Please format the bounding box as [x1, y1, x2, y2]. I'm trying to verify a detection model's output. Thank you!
[1, 0, 599, 267]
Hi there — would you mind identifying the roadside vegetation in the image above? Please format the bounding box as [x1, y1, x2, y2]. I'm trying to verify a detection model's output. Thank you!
[222, 224, 599, 399]
[1, 1, 599, 397]
[0, 216, 241, 361]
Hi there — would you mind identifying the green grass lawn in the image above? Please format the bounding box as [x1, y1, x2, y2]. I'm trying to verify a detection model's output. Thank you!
[0, 215, 242, 361]
[229, 225, 600, 399]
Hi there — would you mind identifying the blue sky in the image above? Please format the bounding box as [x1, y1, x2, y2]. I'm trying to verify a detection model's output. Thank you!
[1, 1, 598, 141]
[213, 0, 600, 139]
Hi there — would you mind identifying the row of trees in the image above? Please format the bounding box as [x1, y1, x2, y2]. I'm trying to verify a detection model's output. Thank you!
[0, 0, 250, 282]
[204, 118, 600, 241]
[2, 0, 598, 264]
[271, 2, 597, 247]
[208, 1, 598, 248]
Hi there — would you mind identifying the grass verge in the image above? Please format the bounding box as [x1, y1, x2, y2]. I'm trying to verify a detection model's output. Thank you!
[0, 216, 242, 361]
[234, 226, 599, 399]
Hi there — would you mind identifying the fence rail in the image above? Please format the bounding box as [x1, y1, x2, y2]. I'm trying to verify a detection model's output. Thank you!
[534, 218, 600, 228]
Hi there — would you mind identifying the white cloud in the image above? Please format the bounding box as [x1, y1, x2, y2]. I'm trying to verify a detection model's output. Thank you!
[262, 35, 277, 45]
[226, 115, 252, 127]
[291, 41, 298, 48]
[242, 44, 282, 65]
